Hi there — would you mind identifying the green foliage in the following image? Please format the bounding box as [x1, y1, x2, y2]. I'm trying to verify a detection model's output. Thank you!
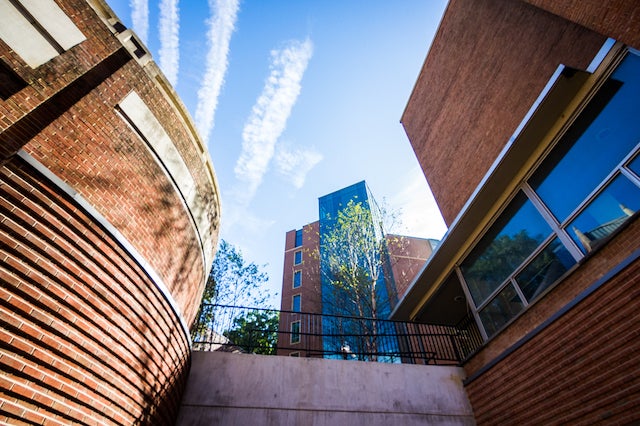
[223, 310, 279, 355]
[191, 240, 271, 340]
[321, 199, 398, 320]
[463, 230, 543, 301]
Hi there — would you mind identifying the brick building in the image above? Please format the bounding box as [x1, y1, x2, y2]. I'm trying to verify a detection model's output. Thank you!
[0, 0, 220, 424]
[393, 0, 640, 423]
[278, 182, 436, 358]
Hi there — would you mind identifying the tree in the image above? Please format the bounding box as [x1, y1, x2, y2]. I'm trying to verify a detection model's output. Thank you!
[191, 240, 272, 340]
[223, 310, 279, 355]
[319, 199, 403, 360]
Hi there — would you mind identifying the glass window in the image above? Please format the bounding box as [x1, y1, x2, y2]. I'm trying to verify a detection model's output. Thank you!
[294, 250, 302, 265]
[293, 271, 301, 288]
[568, 174, 640, 253]
[478, 284, 525, 337]
[627, 153, 640, 177]
[530, 51, 640, 223]
[292, 294, 301, 312]
[461, 191, 552, 305]
[516, 238, 576, 302]
[291, 321, 300, 344]
[295, 229, 303, 247]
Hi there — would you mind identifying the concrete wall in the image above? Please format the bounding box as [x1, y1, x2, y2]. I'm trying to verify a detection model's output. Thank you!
[177, 351, 475, 425]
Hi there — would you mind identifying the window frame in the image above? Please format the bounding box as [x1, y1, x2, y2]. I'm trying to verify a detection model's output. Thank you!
[293, 270, 302, 288]
[294, 250, 302, 265]
[292, 294, 301, 312]
[458, 47, 640, 340]
[290, 321, 301, 344]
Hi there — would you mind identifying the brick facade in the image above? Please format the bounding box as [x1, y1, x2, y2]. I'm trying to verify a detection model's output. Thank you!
[386, 235, 434, 301]
[464, 219, 640, 424]
[278, 222, 322, 357]
[401, 0, 604, 225]
[1, 0, 220, 423]
[400, 0, 640, 423]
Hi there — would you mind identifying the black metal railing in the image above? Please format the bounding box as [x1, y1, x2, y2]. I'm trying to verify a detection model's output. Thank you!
[191, 304, 483, 365]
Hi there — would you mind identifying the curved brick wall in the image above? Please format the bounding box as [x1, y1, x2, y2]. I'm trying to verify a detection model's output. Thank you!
[0, 0, 219, 423]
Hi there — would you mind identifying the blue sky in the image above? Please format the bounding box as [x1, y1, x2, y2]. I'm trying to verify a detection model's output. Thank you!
[105, 0, 448, 307]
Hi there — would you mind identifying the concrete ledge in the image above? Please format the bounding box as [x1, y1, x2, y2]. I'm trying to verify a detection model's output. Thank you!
[177, 351, 475, 425]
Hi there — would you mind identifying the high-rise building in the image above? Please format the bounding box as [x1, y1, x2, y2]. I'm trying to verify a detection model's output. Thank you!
[393, 0, 640, 422]
[0, 0, 220, 424]
[278, 181, 436, 358]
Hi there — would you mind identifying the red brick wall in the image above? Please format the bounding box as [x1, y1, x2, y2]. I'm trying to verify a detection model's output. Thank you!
[0, 0, 219, 326]
[523, 0, 640, 50]
[387, 235, 433, 300]
[401, 0, 604, 225]
[0, 0, 220, 423]
[1, 157, 190, 425]
[278, 222, 322, 357]
[464, 218, 640, 424]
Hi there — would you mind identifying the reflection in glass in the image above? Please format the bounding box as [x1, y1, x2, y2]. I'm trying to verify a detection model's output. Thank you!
[516, 238, 576, 302]
[568, 174, 640, 253]
[479, 284, 525, 337]
[461, 192, 551, 305]
[628, 153, 640, 177]
[292, 295, 301, 312]
[291, 321, 300, 344]
[530, 52, 640, 222]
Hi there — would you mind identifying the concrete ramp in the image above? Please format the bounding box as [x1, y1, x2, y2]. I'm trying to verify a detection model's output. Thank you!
[177, 351, 475, 425]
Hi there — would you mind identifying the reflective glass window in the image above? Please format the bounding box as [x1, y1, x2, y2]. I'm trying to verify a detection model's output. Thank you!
[478, 284, 525, 337]
[530, 52, 640, 222]
[292, 295, 301, 312]
[516, 238, 576, 302]
[461, 191, 552, 305]
[293, 271, 301, 288]
[628, 153, 640, 177]
[295, 229, 303, 247]
[291, 321, 300, 344]
[294, 250, 302, 265]
[568, 174, 640, 253]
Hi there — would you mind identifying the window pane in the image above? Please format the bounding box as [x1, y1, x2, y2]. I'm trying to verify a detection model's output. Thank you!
[292, 295, 301, 312]
[568, 174, 640, 253]
[295, 229, 303, 247]
[628, 153, 640, 177]
[293, 271, 301, 288]
[530, 52, 640, 222]
[516, 238, 576, 302]
[294, 251, 302, 265]
[479, 284, 525, 337]
[291, 322, 300, 344]
[461, 192, 552, 305]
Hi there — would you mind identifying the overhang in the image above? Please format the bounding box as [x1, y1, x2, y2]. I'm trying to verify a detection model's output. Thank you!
[392, 66, 593, 323]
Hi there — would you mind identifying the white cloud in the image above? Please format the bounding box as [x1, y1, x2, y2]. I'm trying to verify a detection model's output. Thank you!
[389, 166, 447, 240]
[275, 144, 323, 189]
[129, 0, 148, 45]
[234, 38, 314, 200]
[158, 0, 180, 86]
[195, 0, 240, 143]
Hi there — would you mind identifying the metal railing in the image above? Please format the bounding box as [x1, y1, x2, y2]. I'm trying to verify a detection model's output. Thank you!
[191, 304, 483, 365]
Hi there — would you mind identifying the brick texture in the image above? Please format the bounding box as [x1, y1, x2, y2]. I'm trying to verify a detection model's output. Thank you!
[464, 218, 640, 425]
[1, 157, 190, 425]
[278, 222, 323, 357]
[0, 0, 220, 423]
[523, 0, 640, 50]
[401, 0, 605, 225]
